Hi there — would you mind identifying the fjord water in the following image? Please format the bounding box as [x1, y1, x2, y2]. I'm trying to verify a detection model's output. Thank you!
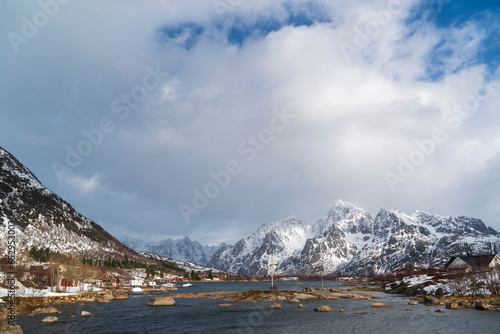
[17, 281, 500, 334]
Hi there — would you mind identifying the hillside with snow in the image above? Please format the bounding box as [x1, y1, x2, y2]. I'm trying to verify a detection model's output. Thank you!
[0, 145, 147, 262]
[208, 200, 500, 276]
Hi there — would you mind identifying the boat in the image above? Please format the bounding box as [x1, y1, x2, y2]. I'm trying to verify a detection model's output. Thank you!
[131, 287, 143, 292]
[182, 283, 193, 287]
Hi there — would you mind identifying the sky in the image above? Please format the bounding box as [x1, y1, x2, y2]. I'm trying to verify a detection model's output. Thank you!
[1, 0, 500, 245]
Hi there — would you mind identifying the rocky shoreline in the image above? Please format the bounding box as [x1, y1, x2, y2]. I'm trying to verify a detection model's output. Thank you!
[2, 285, 499, 333]
[170, 288, 376, 302]
[412, 294, 500, 311]
[1, 289, 138, 315]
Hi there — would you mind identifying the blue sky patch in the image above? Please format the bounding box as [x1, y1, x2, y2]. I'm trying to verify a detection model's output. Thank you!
[227, 1, 332, 46]
[157, 23, 204, 50]
[408, 0, 500, 79]
[156, 1, 332, 49]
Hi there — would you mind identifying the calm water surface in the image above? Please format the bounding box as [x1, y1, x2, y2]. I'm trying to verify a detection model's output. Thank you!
[16, 281, 500, 334]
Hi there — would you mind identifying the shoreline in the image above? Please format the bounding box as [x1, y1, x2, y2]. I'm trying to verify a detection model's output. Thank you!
[4, 286, 500, 313]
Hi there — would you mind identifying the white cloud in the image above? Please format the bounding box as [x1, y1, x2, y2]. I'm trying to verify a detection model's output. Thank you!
[63, 173, 101, 195]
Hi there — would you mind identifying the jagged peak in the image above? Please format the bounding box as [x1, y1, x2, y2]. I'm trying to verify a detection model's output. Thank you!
[329, 199, 357, 210]
[412, 209, 448, 220]
[255, 216, 304, 234]
[373, 208, 413, 226]
[323, 199, 370, 222]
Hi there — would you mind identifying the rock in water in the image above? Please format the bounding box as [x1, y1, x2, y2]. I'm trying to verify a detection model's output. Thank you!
[288, 298, 300, 304]
[475, 301, 494, 310]
[101, 292, 114, 300]
[423, 295, 440, 306]
[371, 303, 393, 307]
[408, 301, 418, 305]
[41, 316, 58, 323]
[270, 303, 281, 309]
[218, 304, 235, 307]
[297, 304, 305, 308]
[293, 293, 318, 300]
[112, 291, 129, 300]
[81, 311, 93, 317]
[446, 302, 459, 309]
[314, 306, 333, 312]
[33, 307, 59, 314]
[147, 297, 176, 306]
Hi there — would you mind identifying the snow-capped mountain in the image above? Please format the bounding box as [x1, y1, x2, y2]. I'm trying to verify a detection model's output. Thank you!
[207, 217, 312, 276]
[208, 200, 500, 276]
[0, 146, 146, 262]
[140, 251, 227, 275]
[120, 235, 228, 266]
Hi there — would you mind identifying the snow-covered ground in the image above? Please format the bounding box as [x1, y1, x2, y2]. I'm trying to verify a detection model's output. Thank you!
[385, 274, 451, 294]
[0, 281, 102, 298]
[386, 272, 499, 296]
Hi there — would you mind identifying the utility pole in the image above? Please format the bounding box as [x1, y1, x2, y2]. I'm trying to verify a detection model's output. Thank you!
[271, 252, 274, 290]
[364, 266, 368, 288]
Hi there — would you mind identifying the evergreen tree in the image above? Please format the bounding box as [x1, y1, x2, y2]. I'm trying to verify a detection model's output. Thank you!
[190, 270, 201, 281]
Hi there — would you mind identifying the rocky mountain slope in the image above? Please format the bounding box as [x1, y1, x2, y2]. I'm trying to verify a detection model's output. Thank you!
[140, 252, 227, 275]
[207, 200, 500, 276]
[120, 236, 228, 266]
[0, 145, 146, 262]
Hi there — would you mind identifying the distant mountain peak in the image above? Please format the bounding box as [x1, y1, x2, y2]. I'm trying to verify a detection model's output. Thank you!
[119, 235, 229, 266]
[330, 199, 356, 210]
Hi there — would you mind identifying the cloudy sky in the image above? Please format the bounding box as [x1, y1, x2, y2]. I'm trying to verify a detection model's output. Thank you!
[1, 0, 500, 245]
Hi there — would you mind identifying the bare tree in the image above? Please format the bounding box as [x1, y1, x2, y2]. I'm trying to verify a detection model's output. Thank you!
[484, 267, 500, 295]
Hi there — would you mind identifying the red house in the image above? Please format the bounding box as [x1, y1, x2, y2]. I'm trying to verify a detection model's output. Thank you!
[101, 272, 117, 286]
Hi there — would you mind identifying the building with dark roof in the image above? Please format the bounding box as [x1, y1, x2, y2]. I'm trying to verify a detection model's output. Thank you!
[445, 254, 500, 273]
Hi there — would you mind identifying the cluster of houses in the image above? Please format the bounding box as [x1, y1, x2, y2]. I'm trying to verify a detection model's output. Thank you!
[77, 270, 189, 288]
[0, 261, 189, 289]
[444, 254, 500, 273]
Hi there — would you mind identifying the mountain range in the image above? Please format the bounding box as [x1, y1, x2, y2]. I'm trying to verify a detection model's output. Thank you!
[207, 200, 500, 276]
[119, 236, 228, 266]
